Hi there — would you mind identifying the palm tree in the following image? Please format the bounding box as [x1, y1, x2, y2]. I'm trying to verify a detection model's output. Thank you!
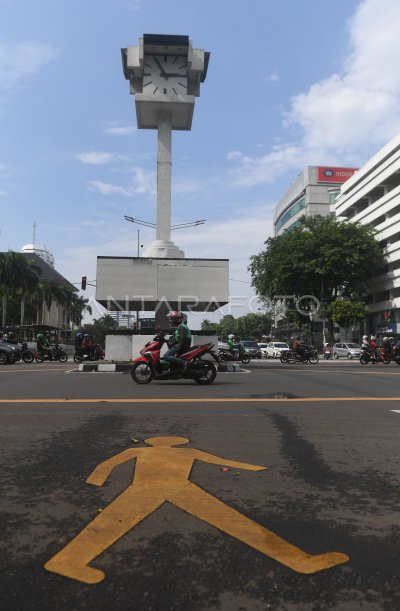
[0, 251, 39, 327]
[67, 294, 92, 327]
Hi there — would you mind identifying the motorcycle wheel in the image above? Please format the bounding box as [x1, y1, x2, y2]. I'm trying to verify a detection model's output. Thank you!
[58, 352, 68, 363]
[383, 356, 391, 365]
[74, 354, 83, 363]
[280, 353, 288, 363]
[131, 362, 154, 384]
[360, 354, 369, 365]
[241, 356, 251, 364]
[194, 361, 217, 384]
[308, 354, 319, 365]
[22, 351, 34, 364]
[35, 353, 44, 363]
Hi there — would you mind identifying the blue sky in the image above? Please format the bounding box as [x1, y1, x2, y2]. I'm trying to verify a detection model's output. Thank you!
[1, 0, 400, 325]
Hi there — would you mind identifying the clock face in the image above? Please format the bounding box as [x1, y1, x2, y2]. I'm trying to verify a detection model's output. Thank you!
[143, 54, 188, 96]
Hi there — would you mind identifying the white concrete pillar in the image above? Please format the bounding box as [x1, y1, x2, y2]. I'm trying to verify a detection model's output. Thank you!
[157, 113, 172, 242]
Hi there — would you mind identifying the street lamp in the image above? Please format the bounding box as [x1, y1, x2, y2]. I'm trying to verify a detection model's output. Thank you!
[124, 215, 205, 231]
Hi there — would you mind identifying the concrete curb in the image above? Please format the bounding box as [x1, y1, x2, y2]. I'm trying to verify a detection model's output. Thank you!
[78, 362, 241, 373]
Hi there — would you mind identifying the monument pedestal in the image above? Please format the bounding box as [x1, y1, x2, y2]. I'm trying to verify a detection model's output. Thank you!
[96, 256, 229, 328]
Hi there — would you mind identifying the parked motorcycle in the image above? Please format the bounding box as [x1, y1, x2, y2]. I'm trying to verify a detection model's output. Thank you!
[281, 347, 319, 364]
[360, 347, 390, 365]
[131, 331, 219, 385]
[73, 344, 105, 363]
[18, 341, 34, 363]
[34, 344, 68, 363]
[218, 345, 251, 364]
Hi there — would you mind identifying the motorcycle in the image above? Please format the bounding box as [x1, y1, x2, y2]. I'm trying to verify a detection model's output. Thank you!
[131, 331, 220, 385]
[15, 341, 35, 364]
[280, 347, 319, 364]
[34, 344, 68, 363]
[218, 345, 251, 364]
[73, 344, 105, 363]
[323, 347, 332, 360]
[360, 347, 390, 365]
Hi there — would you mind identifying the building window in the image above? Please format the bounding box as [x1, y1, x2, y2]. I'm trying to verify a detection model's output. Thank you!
[275, 197, 306, 233]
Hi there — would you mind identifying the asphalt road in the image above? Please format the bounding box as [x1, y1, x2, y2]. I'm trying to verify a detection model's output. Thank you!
[1, 359, 400, 610]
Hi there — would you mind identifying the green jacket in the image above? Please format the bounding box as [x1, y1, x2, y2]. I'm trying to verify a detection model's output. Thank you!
[174, 322, 192, 344]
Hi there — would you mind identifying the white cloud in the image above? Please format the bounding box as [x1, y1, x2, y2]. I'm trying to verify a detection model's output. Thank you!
[269, 71, 279, 83]
[0, 190, 6, 197]
[230, 0, 400, 186]
[0, 39, 56, 92]
[104, 125, 136, 136]
[227, 151, 242, 161]
[87, 181, 133, 196]
[86, 166, 155, 197]
[76, 152, 115, 165]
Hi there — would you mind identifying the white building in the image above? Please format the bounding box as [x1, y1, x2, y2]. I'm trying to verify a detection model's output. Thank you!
[274, 166, 357, 236]
[335, 133, 400, 336]
[21, 243, 55, 268]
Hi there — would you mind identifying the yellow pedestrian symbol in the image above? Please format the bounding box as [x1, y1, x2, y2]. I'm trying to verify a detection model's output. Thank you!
[45, 436, 349, 583]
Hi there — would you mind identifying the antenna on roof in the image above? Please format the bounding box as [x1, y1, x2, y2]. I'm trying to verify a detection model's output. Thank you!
[32, 222, 37, 245]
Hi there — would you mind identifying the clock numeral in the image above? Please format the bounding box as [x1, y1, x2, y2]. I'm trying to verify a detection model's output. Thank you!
[143, 81, 152, 87]
[153, 87, 159, 94]
[178, 82, 187, 90]
[163, 88, 167, 94]
[172, 88, 178, 95]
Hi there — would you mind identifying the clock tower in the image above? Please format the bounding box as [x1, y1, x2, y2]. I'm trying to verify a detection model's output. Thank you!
[121, 34, 210, 257]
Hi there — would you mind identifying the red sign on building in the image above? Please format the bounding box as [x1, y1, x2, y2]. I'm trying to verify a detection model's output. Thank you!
[317, 166, 358, 183]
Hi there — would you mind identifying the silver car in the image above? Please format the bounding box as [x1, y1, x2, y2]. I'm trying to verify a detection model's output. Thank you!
[332, 342, 362, 359]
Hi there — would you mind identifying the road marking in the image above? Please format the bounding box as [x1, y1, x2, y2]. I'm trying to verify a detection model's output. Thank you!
[44, 436, 348, 584]
[390, 410, 400, 413]
[0, 367, 71, 373]
[1, 396, 400, 404]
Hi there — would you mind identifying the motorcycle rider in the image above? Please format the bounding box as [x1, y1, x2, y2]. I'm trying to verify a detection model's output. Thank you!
[369, 335, 381, 362]
[163, 311, 192, 371]
[227, 334, 239, 359]
[36, 332, 52, 359]
[292, 336, 301, 354]
[82, 334, 95, 359]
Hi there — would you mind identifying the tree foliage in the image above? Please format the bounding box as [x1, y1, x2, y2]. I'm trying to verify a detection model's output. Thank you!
[330, 300, 367, 332]
[201, 312, 272, 340]
[248, 215, 386, 337]
[0, 250, 93, 329]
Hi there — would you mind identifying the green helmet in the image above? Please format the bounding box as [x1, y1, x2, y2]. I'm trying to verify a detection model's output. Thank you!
[37, 333, 44, 340]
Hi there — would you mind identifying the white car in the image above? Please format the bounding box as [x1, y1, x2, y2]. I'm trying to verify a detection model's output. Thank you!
[266, 341, 290, 359]
[257, 343, 269, 358]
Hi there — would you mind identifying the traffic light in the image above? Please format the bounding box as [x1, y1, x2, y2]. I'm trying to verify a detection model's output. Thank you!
[81, 276, 87, 290]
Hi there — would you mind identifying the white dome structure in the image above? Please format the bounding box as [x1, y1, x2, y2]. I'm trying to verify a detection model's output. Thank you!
[21, 243, 55, 268]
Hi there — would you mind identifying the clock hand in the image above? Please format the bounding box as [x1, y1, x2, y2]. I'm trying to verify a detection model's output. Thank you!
[153, 56, 167, 77]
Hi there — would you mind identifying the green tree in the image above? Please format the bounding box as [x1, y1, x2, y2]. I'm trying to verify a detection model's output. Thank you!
[200, 318, 219, 333]
[249, 215, 386, 339]
[331, 300, 367, 338]
[0, 252, 39, 327]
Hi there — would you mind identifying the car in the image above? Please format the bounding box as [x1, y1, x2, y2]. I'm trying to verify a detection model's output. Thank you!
[265, 341, 290, 359]
[239, 340, 262, 359]
[257, 342, 269, 357]
[332, 342, 362, 359]
[0, 341, 18, 364]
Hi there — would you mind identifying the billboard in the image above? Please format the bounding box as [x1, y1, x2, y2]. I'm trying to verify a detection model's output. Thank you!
[317, 166, 358, 183]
